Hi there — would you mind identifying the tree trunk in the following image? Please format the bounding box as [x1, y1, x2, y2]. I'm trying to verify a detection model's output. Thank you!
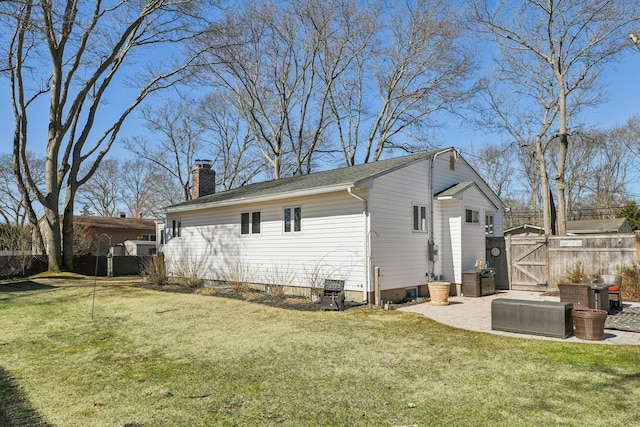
[555, 77, 569, 236]
[534, 137, 553, 235]
[555, 133, 569, 235]
[43, 208, 63, 272]
[62, 196, 75, 272]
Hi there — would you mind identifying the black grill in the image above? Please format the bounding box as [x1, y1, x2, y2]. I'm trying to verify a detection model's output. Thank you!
[320, 279, 345, 311]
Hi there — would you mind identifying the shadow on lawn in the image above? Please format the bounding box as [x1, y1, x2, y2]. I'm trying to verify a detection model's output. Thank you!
[0, 281, 57, 293]
[0, 366, 51, 426]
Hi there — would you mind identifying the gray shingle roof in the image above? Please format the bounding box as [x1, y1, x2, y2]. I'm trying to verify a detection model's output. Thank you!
[165, 150, 443, 212]
[434, 182, 475, 198]
[567, 218, 631, 234]
[73, 216, 156, 231]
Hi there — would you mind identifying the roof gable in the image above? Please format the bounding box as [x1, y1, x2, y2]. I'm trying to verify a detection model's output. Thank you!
[434, 182, 475, 199]
[434, 181, 499, 209]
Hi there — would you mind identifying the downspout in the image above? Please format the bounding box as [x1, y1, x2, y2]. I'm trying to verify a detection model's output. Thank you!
[347, 186, 369, 302]
[429, 148, 455, 280]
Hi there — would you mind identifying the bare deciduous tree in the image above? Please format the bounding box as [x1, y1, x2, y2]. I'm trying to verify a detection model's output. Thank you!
[121, 159, 165, 218]
[76, 159, 122, 217]
[468, 142, 516, 201]
[124, 97, 204, 202]
[201, 0, 371, 178]
[471, 0, 640, 235]
[364, 0, 476, 162]
[199, 0, 476, 175]
[612, 114, 640, 178]
[2, 0, 209, 271]
[77, 156, 180, 218]
[553, 132, 600, 215]
[0, 152, 44, 226]
[199, 91, 266, 190]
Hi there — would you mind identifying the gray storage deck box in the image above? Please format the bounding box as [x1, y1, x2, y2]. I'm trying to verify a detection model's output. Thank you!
[491, 298, 573, 338]
[462, 268, 496, 297]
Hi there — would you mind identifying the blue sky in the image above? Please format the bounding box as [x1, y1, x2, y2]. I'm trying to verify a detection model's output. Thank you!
[2, 38, 640, 198]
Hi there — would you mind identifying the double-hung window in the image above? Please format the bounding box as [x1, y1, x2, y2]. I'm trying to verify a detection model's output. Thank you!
[485, 214, 494, 236]
[172, 219, 182, 238]
[465, 209, 480, 224]
[241, 211, 261, 235]
[412, 204, 427, 232]
[284, 207, 302, 233]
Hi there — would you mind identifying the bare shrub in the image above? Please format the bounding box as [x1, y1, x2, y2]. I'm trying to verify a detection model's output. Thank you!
[302, 253, 352, 303]
[142, 252, 168, 286]
[262, 264, 297, 298]
[220, 258, 254, 292]
[565, 262, 585, 283]
[619, 263, 640, 300]
[303, 259, 328, 303]
[266, 284, 286, 298]
[167, 253, 208, 288]
[0, 224, 33, 277]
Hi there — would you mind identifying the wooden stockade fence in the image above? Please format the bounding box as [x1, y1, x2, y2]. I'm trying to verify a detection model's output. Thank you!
[498, 233, 640, 291]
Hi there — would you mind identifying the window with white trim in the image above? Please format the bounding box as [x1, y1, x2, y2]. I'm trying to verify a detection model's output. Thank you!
[284, 207, 302, 233]
[412, 204, 427, 232]
[172, 219, 182, 238]
[465, 209, 479, 224]
[241, 211, 261, 235]
[485, 214, 494, 236]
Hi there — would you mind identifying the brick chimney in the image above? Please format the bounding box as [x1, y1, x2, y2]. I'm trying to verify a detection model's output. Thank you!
[191, 159, 216, 199]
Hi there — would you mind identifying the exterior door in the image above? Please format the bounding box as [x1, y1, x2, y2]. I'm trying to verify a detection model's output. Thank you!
[485, 237, 508, 290]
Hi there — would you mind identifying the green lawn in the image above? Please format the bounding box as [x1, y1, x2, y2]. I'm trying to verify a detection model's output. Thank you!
[1, 275, 639, 427]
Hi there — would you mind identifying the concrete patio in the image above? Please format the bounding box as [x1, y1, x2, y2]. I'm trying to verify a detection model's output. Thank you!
[399, 290, 640, 345]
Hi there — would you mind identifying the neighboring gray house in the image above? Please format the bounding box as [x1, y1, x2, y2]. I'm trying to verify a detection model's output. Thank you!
[158, 148, 505, 303]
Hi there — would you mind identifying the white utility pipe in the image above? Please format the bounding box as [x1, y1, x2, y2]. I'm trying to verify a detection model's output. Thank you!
[347, 186, 370, 302]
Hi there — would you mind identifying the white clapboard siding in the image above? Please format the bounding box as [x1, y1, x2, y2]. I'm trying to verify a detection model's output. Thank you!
[367, 152, 503, 288]
[159, 149, 504, 298]
[162, 190, 367, 291]
[432, 153, 503, 283]
[435, 199, 460, 283]
[460, 185, 493, 275]
[431, 152, 504, 235]
[368, 159, 430, 290]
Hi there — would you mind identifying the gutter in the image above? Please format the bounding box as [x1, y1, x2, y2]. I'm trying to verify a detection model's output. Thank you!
[347, 186, 370, 303]
[429, 148, 455, 280]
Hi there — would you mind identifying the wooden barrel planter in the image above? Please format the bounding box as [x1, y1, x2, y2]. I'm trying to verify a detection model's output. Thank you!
[428, 282, 451, 306]
[572, 309, 608, 340]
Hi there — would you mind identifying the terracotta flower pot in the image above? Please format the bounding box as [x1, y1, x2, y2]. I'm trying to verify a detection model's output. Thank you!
[428, 282, 451, 306]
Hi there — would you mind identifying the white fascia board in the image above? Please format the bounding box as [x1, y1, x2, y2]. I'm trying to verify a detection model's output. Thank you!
[162, 184, 357, 214]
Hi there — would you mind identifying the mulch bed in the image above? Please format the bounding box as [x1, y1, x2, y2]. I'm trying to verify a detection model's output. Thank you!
[137, 282, 324, 312]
